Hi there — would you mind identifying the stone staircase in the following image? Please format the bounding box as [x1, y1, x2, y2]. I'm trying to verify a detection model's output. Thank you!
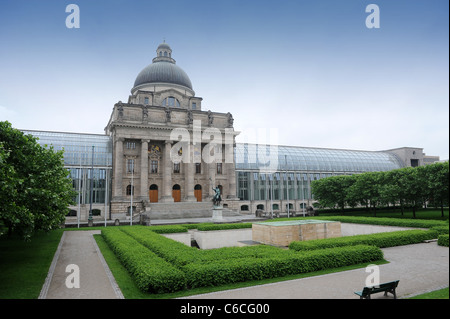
[147, 202, 241, 220]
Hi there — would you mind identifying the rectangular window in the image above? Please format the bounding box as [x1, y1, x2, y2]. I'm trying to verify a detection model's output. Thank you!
[127, 159, 135, 173]
[195, 163, 201, 174]
[151, 160, 158, 174]
[192, 102, 197, 110]
[126, 142, 136, 149]
[410, 159, 419, 167]
[144, 97, 149, 105]
[173, 162, 180, 174]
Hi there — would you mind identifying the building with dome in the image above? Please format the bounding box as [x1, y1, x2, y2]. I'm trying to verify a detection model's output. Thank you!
[21, 42, 440, 223]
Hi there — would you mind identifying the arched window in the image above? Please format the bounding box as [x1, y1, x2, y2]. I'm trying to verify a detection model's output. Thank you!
[164, 51, 167, 57]
[257, 204, 264, 210]
[126, 185, 134, 196]
[162, 97, 180, 107]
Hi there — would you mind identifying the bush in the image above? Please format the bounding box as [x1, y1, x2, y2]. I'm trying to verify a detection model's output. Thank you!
[289, 229, 439, 251]
[183, 245, 383, 288]
[430, 226, 449, 235]
[296, 216, 447, 229]
[102, 228, 186, 293]
[120, 226, 199, 267]
[438, 234, 449, 247]
[196, 223, 253, 231]
[147, 225, 188, 234]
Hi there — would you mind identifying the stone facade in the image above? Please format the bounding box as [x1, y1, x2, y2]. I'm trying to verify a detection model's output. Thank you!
[104, 42, 239, 220]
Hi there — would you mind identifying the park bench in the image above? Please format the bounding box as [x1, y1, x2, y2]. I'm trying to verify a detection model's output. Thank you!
[354, 280, 399, 299]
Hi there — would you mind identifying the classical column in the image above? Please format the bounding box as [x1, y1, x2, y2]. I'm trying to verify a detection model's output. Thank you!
[225, 142, 237, 199]
[161, 140, 174, 202]
[113, 137, 124, 198]
[208, 159, 216, 199]
[184, 143, 196, 202]
[140, 139, 149, 201]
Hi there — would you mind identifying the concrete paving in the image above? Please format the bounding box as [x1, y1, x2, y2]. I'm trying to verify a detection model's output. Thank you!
[39, 230, 123, 299]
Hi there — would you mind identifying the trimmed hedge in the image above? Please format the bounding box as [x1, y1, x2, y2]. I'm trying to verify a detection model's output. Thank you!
[104, 227, 384, 291]
[120, 226, 198, 267]
[289, 229, 439, 251]
[183, 245, 383, 288]
[102, 228, 186, 293]
[438, 234, 449, 247]
[316, 216, 447, 229]
[196, 223, 253, 231]
[430, 226, 449, 235]
[147, 225, 188, 234]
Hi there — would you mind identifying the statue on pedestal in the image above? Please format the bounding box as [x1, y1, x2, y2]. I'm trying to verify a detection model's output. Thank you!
[212, 186, 222, 207]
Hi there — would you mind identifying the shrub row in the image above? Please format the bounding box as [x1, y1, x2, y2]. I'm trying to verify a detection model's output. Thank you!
[438, 234, 449, 247]
[303, 216, 447, 229]
[147, 225, 188, 234]
[183, 245, 383, 288]
[102, 228, 186, 293]
[430, 226, 449, 235]
[105, 227, 384, 291]
[120, 226, 198, 267]
[196, 223, 253, 231]
[289, 229, 439, 251]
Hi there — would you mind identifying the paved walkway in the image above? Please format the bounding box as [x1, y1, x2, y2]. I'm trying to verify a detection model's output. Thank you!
[39, 230, 448, 299]
[183, 242, 449, 299]
[39, 230, 123, 299]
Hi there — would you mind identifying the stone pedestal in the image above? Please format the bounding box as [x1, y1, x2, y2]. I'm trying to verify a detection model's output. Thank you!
[211, 206, 224, 222]
[252, 219, 341, 246]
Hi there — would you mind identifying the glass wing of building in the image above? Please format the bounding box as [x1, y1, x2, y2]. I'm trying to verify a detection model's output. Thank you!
[234, 143, 405, 203]
[21, 130, 112, 167]
[21, 130, 113, 206]
[235, 143, 404, 173]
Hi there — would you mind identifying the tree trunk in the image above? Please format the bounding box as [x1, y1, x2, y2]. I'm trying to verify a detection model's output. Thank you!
[441, 200, 444, 218]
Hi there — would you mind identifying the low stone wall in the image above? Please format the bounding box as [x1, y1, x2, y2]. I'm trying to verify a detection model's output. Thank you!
[161, 232, 192, 246]
[194, 229, 252, 249]
[252, 220, 342, 247]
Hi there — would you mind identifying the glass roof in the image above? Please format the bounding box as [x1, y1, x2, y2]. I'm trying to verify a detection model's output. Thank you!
[235, 143, 404, 173]
[21, 130, 112, 167]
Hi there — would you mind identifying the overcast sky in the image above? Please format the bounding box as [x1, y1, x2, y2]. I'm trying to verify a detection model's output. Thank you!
[0, 0, 448, 160]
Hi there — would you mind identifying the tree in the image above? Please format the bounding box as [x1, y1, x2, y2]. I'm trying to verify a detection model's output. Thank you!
[0, 121, 76, 240]
[311, 175, 355, 214]
[347, 172, 382, 216]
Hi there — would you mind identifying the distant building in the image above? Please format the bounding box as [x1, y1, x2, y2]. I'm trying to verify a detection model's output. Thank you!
[21, 42, 441, 222]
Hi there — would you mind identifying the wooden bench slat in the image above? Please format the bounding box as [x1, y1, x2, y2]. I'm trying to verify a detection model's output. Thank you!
[354, 280, 399, 299]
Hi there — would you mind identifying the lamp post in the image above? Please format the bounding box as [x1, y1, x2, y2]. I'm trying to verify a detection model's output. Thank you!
[88, 145, 94, 226]
[285, 155, 290, 218]
[130, 159, 134, 226]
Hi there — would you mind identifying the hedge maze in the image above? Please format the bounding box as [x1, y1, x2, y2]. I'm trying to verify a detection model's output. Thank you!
[101, 217, 448, 294]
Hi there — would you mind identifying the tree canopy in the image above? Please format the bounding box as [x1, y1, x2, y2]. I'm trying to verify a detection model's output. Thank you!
[0, 121, 76, 239]
[311, 161, 449, 217]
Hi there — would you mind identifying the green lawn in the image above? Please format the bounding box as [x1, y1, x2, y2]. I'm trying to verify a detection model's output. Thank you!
[409, 287, 449, 299]
[0, 229, 64, 299]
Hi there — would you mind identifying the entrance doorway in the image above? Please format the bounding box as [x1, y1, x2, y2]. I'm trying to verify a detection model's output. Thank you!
[172, 184, 181, 202]
[194, 184, 202, 202]
[149, 184, 158, 203]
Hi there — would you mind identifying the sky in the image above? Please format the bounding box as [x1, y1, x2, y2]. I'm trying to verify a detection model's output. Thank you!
[0, 0, 448, 160]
